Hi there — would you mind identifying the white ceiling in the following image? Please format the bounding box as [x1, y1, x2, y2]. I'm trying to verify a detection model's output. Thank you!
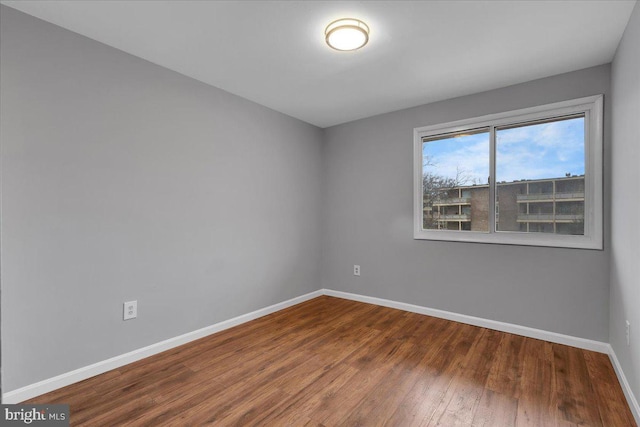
[2, 1, 636, 128]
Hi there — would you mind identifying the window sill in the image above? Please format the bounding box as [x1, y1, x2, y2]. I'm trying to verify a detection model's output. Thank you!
[413, 229, 603, 250]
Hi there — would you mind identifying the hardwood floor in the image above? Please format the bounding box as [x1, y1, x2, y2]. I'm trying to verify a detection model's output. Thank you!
[26, 296, 636, 426]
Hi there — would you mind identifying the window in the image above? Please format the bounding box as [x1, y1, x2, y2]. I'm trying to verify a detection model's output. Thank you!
[413, 95, 603, 249]
[421, 128, 490, 232]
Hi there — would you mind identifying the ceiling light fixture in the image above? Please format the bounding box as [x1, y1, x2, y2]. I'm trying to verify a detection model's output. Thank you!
[325, 18, 370, 51]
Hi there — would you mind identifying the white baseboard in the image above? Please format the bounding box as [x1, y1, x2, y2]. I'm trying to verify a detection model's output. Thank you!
[608, 345, 640, 424]
[2, 290, 323, 404]
[323, 289, 611, 354]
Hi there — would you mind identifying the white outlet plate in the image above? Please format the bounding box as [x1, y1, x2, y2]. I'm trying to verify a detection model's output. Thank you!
[354, 265, 361, 276]
[124, 300, 137, 320]
[626, 320, 630, 346]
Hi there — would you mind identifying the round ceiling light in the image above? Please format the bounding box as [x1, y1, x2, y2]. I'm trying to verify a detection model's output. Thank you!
[325, 18, 370, 51]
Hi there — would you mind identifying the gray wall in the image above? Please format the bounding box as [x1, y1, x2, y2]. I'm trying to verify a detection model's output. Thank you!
[611, 1, 640, 408]
[322, 65, 611, 342]
[0, 6, 323, 392]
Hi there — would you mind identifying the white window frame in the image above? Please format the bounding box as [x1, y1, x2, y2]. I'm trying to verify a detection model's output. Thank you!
[413, 95, 603, 250]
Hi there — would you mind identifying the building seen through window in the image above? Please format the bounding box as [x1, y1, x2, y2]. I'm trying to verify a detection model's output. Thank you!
[423, 175, 585, 235]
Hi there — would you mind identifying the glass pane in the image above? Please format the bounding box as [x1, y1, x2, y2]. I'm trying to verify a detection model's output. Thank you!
[422, 128, 490, 232]
[495, 115, 585, 235]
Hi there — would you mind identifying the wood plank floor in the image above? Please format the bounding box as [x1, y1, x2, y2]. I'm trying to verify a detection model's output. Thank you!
[26, 296, 636, 426]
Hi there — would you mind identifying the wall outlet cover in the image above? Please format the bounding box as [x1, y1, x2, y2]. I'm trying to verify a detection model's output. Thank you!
[124, 300, 137, 320]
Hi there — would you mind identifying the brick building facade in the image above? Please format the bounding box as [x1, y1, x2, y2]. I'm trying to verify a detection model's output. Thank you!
[423, 175, 585, 235]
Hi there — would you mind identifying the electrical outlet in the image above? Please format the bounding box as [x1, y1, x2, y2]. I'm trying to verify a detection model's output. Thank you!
[124, 300, 137, 320]
[354, 265, 361, 276]
[626, 320, 630, 346]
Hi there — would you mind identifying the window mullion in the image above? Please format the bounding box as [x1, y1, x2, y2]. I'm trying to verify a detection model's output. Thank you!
[489, 126, 497, 234]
